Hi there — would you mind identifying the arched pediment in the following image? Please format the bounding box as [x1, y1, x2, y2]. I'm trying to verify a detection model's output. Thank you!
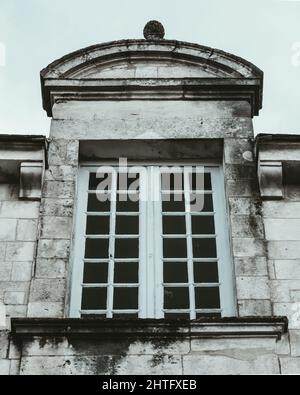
[41, 40, 262, 80]
[41, 39, 263, 116]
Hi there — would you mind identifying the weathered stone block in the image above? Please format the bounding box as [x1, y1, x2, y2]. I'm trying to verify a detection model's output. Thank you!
[226, 180, 259, 197]
[238, 299, 272, 316]
[11, 261, 32, 282]
[0, 332, 9, 358]
[4, 291, 26, 305]
[231, 216, 264, 239]
[263, 201, 300, 218]
[232, 238, 265, 257]
[280, 357, 300, 374]
[40, 198, 73, 217]
[224, 138, 254, 165]
[37, 239, 70, 259]
[115, 354, 182, 375]
[273, 303, 300, 329]
[265, 218, 300, 241]
[35, 259, 66, 279]
[274, 260, 300, 279]
[16, 220, 38, 242]
[29, 279, 65, 303]
[0, 201, 39, 219]
[42, 181, 75, 199]
[267, 241, 300, 260]
[191, 337, 275, 353]
[183, 354, 279, 375]
[229, 197, 261, 217]
[5, 242, 35, 261]
[40, 217, 72, 240]
[27, 302, 64, 318]
[234, 257, 268, 277]
[289, 330, 300, 357]
[236, 276, 270, 300]
[45, 166, 77, 182]
[0, 219, 17, 241]
[0, 359, 10, 375]
[270, 280, 300, 303]
[0, 261, 12, 282]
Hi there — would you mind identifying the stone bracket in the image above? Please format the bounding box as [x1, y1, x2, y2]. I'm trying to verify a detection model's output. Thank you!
[258, 160, 283, 199]
[11, 317, 288, 340]
[19, 161, 44, 201]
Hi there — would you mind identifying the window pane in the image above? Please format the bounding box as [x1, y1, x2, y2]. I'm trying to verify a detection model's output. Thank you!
[161, 172, 184, 191]
[114, 262, 138, 283]
[194, 262, 219, 283]
[190, 194, 213, 212]
[116, 193, 139, 212]
[162, 193, 185, 212]
[83, 262, 108, 284]
[112, 313, 138, 319]
[115, 215, 139, 235]
[87, 193, 111, 212]
[164, 313, 190, 319]
[195, 287, 220, 309]
[163, 238, 187, 258]
[85, 238, 109, 259]
[115, 238, 139, 259]
[89, 173, 112, 190]
[192, 238, 217, 258]
[196, 312, 221, 319]
[191, 216, 215, 235]
[86, 216, 110, 235]
[113, 287, 138, 309]
[163, 216, 186, 234]
[164, 287, 189, 309]
[164, 262, 188, 283]
[81, 314, 107, 318]
[189, 172, 212, 190]
[81, 287, 107, 310]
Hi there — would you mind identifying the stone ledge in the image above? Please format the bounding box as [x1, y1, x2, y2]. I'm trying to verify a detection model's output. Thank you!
[11, 317, 288, 340]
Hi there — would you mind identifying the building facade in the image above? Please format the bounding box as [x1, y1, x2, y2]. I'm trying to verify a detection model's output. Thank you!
[0, 21, 299, 374]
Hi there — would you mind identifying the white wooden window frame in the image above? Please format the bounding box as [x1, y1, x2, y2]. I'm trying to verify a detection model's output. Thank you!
[70, 162, 236, 318]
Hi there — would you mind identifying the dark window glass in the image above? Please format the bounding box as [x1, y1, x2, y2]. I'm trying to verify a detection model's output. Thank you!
[89, 173, 112, 190]
[164, 287, 189, 309]
[163, 238, 187, 258]
[112, 313, 138, 319]
[115, 238, 139, 259]
[115, 215, 139, 235]
[113, 287, 138, 309]
[114, 262, 139, 283]
[81, 314, 107, 318]
[194, 262, 219, 283]
[84, 238, 109, 259]
[163, 216, 186, 234]
[196, 312, 221, 319]
[86, 216, 110, 235]
[161, 172, 184, 191]
[189, 173, 212, 191]
[83, 262, 108, 284]
[162, 193, 185, 212]
[192, 238, 217, 258]
[81, 287, 107, 310]
[190, 193, 213, 212]
[191, 216, 215, 235]
[164, 313, 190, 319]
[116, 193, 139, 212]
[87, 193, 111, 212]
[195, 287, 220, 309]
[164, 262, 188, 283]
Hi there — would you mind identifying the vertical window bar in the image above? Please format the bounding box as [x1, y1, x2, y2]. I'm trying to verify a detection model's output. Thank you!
[139, 169, 147, 318]
[184, 167, 196, 320]
[106, 170, 117, 318]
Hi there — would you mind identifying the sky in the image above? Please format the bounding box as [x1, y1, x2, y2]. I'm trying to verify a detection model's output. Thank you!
[0, 0, 299, 136]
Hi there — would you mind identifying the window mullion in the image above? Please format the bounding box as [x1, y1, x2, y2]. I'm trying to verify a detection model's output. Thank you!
[184, 168, 196, 320]
[106, 170, 117, 318]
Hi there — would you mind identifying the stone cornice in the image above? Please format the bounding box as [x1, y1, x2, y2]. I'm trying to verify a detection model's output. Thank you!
[11, 317, 288, 340]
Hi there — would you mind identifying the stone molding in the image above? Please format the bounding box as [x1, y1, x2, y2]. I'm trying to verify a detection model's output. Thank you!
[258, 160, 283, 199]
[11, 317, 288, 340]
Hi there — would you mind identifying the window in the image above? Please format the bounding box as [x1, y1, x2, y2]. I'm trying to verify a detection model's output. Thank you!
[70, 163, 235, 319]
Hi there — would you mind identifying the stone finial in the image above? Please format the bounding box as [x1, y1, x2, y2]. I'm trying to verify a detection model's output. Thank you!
[143, 20, 165, 40]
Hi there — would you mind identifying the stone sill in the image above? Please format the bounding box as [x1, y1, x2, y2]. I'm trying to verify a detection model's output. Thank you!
[11, 317, 288, 340]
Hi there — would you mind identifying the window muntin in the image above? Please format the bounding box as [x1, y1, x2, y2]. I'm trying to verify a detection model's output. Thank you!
[70, 164, 235, 319]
